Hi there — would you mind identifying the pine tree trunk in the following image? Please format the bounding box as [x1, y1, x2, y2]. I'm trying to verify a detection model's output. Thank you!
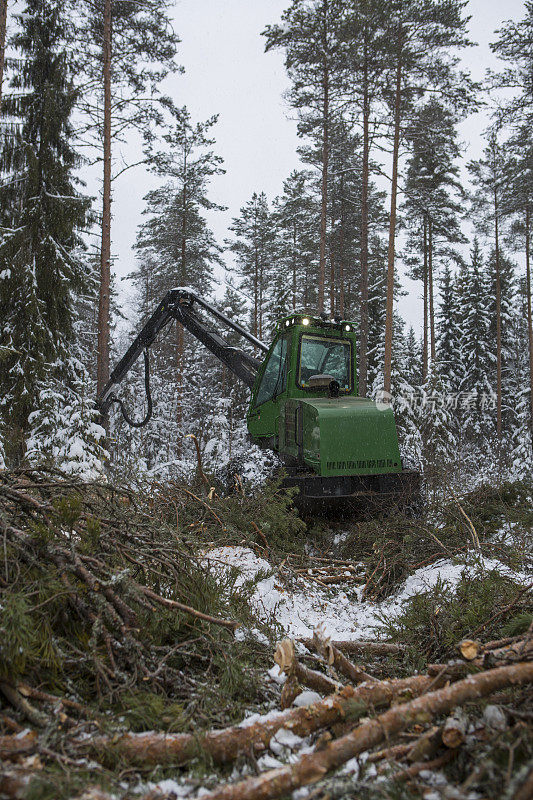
[0, 0, 7, 109]
[422, 215, 428, 381]
[97, 0, 112, 404]
[525, 204, 533, 437]
[359, 37, 370, 395]
[330, 252, 335, 316]
[318, 1, 329, 313]
[176, 323, 184, 449]
[253, 243, 259, 339]
[339, 190, 345, 318]
[176, 177, 188, 454]
[292, 222, 297, 309]
[259, 252, 264, 341]
[383, 34, 403, 396]
[494, 186, 502, 439]
[428, 216, 436, 365]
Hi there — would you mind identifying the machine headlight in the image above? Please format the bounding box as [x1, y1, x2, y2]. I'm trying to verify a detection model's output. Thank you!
[302, 318, 310, 326]
[285, 320, 290, 327]
[345, 324, 351, 331]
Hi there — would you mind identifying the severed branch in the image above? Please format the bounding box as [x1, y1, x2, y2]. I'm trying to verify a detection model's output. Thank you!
[442, 710, 468, 748]
[394, 749, 457, 782]
[298, 637, 404, 655]
[306, 629, 377, 685]
[274, 638, 341, 696]
[137, 585, 240, 632]
[0, 682, 48, 728]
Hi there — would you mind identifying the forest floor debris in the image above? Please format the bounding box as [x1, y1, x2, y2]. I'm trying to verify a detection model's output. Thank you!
[0, 469, 532, 799]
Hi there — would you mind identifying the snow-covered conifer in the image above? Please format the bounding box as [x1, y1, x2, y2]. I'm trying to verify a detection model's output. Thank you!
[0, 0, 105, 472]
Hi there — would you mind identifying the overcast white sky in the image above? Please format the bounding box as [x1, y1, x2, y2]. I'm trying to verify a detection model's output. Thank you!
[108, 0, 528, 334]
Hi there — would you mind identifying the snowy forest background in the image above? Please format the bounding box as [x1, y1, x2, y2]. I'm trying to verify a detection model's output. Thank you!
[0, 0, 532, 491]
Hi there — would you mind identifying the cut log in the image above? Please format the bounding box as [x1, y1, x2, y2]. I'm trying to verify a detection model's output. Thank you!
[298, 638, 404, 655]
[85, 673, 440, 767]
[307, 630, 376, 685]
[442, 710, 468, 748]
[484, 638, 533, 666]
[0, 731, 38, 758]
[406, 725, 442, 762]
[274, 638, 341, 695]
[198, 663, 533, 800]
[458, 636, 531, 662]
[430, 637, 533, 677]
[458, 639, 481, 661]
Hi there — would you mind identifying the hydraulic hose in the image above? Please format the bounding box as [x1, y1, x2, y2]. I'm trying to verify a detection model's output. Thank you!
[107, 349, 153, 428]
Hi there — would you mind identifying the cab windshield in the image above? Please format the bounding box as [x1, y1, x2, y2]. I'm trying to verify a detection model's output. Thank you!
[298, 335, 352, 391]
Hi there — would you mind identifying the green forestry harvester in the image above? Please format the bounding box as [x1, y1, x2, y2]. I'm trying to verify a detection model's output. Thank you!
[98, 288, 419, 509]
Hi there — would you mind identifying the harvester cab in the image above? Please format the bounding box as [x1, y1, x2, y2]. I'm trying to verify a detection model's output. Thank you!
[97, 289, 419, 508]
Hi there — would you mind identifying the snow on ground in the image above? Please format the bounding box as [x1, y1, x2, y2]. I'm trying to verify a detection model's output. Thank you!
[204, 546, 531, 642]
[136, 545, 530, 799]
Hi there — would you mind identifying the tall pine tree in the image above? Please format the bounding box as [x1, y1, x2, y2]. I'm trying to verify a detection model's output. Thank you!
[263, 0, 347, 312]
[72, 0, 180, 403]
[402, 99, 465, 378]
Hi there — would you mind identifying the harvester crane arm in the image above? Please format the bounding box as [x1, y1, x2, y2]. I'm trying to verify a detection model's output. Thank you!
[97, 288, 267, 421]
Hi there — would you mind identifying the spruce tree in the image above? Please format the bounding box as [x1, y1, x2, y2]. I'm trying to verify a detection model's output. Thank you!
[469, 131, 507, 442]
[502, 126, 533, 440]
[204, 285, 250, 472]
[487, 248, 518, 441]
[509, 274, 533, 474]
[455, 239, 494, 452]
[0, 0, 7, 108]
[435, 264, 461, 395]
[491, 3, 533, 444]
[272, 170, 318, 314]
[0, 0, 102, 469]
[227, 192, 276, 342]
[123, 111, 224, 470]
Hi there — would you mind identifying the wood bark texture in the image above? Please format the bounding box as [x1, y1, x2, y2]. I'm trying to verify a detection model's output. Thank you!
[200, 663, 533, 800]
[97, 0, 113, 400]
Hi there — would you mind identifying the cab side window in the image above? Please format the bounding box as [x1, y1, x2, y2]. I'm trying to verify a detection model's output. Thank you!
[254, 336, 288, 406]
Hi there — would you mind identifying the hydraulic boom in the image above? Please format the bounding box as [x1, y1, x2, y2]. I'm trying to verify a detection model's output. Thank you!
[98, 288, 267, 421]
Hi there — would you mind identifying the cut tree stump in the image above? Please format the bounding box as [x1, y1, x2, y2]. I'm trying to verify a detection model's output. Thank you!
[442, 710, 468, 748]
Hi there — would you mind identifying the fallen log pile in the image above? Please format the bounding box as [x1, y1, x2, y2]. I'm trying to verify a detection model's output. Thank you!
[1, 624, 532, 799]
[1, 470, 532, 799]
